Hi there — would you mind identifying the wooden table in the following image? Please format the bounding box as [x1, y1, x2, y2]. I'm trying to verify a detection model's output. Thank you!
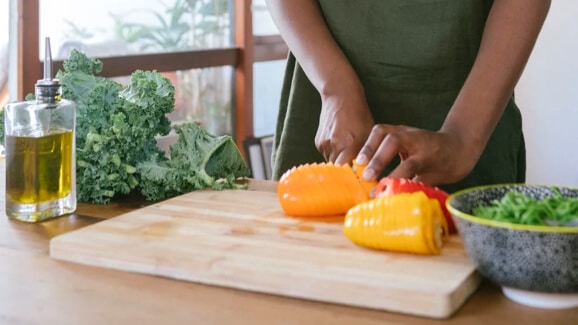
[0, 158, 576, 325]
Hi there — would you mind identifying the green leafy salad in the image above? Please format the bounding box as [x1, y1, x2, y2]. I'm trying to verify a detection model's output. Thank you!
[473, 189, 578, 227]
[1, 50, 250, 203]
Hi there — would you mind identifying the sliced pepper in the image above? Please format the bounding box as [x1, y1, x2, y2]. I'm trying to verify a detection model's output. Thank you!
[374, 177, 457, 234]
[344, 191, 448, 255]
[277, 162, 377, 218]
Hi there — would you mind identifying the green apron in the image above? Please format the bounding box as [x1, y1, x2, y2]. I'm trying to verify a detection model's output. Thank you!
[271, 0, 526, 193]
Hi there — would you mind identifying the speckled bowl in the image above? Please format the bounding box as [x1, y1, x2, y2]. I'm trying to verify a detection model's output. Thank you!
[446, 184, 578, 309]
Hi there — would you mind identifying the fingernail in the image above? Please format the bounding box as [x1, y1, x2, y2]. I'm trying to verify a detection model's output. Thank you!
[356, 154, 367, 165]
[363, 167, 376, 180]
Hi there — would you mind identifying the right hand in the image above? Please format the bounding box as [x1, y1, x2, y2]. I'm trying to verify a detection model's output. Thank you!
[315, 89, 375, 165]
[355, 124, 479, 186]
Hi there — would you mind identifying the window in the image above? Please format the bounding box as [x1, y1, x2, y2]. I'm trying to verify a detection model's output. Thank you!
[7, 0, 288, 151]
[40, 0, 232, 60]
[0, 1, 8, 109]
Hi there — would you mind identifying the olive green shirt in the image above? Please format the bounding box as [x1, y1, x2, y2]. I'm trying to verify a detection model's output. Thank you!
[271, 0, 525, 193]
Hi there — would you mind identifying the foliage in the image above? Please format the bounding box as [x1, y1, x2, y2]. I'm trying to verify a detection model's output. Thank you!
[110, 0, 232, 135]
[138, 122, 250, 201]
[473, 189, 578, 227]
[56, 50, 248, 203]
[111, 0, 230, 52]
[63, 19, 95, 40]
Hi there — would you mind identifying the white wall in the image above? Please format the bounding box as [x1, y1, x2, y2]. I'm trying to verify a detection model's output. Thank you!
[252, 0, 283, 137]
[253, 60, 284, 137]
[516, 1, 578, 186]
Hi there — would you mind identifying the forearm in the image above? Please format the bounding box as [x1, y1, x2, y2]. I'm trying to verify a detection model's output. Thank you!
[265, 0, 363, 97]
[442, 0, 550, 156]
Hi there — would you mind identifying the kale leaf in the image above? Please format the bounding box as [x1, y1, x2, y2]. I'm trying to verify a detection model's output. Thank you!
[56, 50, 248, 203]
[138, 122, 250, 201]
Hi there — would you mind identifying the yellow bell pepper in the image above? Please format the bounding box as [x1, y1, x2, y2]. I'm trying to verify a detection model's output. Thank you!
[343, 191, 448, 255]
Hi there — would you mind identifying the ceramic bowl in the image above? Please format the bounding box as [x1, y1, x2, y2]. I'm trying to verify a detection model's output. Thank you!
[446, 184, 578, 309]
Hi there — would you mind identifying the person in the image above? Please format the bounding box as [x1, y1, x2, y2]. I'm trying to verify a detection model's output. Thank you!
[265, 0, 551, 193]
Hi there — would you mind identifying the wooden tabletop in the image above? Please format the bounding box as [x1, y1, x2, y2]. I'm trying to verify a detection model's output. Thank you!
[0, 158, 576, 325]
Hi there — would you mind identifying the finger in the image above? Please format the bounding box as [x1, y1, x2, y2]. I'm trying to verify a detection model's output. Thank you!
[316, 140, 331, 162]
[363, 131, 404, 181]
[327, 144, 343, 163]
[327, 148, 337, 163]
[322, 137, 344, 163]
[335, 146, 357, 166]
[356, 125, 391, 165]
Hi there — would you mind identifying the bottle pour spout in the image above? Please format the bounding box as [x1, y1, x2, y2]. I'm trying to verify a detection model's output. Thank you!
[43, 37, 53, 82]
[35, 37, 61, 106]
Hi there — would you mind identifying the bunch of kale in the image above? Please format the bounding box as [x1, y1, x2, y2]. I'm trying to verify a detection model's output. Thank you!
[0, 49, 249, 203]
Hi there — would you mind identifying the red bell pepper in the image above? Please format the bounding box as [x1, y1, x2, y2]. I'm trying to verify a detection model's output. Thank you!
[374, 177, 457, 234]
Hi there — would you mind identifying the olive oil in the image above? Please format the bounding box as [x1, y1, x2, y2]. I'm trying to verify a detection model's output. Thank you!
[3, 37, 76, 222]
[6, 130, 73, 204]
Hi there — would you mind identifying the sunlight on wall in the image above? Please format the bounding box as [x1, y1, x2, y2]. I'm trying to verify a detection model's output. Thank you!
[516, 1, 578, 186]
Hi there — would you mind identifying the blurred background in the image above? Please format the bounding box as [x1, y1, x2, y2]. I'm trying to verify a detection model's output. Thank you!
[0, 0, 576, 185]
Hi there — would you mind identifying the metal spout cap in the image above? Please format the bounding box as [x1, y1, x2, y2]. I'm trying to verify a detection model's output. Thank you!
[35, 37, 61, 104]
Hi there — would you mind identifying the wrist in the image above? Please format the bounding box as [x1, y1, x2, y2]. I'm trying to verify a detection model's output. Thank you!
[439, 119, 488, 167]
[441, 93, 507, 165]
[318, 70, 365, 101]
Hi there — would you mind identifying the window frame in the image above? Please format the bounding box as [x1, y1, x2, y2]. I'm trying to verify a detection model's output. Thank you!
[15, 0, 287, 150]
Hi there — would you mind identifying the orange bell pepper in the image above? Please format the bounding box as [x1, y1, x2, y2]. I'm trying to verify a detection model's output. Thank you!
[277, 161, 377, 218]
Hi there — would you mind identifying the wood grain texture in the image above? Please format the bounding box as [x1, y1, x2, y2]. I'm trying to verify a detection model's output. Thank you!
[2, 158, 577, 324]
[50, 189, 481, 319]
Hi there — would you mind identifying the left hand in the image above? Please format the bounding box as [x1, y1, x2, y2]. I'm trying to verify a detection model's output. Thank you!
[315, 90, 375, 165]
[355, 124, 481, 186]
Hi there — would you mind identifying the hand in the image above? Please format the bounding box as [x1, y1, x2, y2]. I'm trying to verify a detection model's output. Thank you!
[355, 124, 482, 186]
[315, 91, 374, 165]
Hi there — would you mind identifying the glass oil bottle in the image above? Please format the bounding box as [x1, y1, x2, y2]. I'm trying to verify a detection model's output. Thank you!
[4, 38, 76, 222]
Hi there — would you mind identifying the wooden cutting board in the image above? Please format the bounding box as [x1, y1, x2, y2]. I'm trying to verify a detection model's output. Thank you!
[49, 188, 481, 319]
